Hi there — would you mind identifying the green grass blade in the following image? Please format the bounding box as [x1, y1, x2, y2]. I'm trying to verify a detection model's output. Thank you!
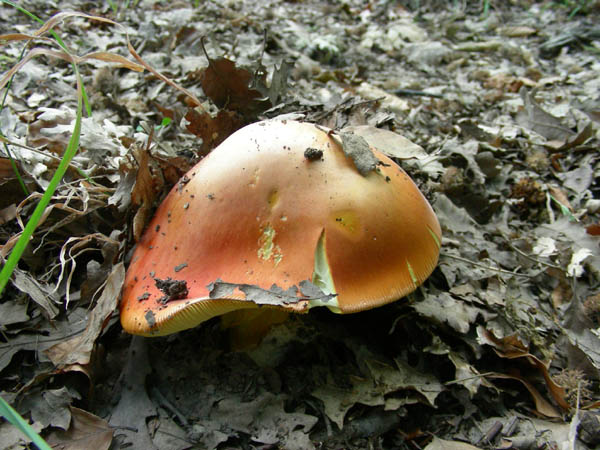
[0, 395, 52, 450]
[0, 75, 83, 296]
[4, 146, 29, 196]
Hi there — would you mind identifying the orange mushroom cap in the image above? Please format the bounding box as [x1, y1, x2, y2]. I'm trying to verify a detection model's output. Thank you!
[120, 120, 441, 336]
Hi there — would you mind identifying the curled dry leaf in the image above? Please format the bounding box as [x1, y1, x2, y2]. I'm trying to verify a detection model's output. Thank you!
[487, 372, 561, 418]
[477, 327, 569, 411]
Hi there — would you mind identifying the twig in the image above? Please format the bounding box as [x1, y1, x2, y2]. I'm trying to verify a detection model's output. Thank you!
[0, 326, 87, 349]
[440, 252, 534, 278]
[477, 420, 502, 446]
[394, 88, 444, 99]
[504, 239, 564, 271]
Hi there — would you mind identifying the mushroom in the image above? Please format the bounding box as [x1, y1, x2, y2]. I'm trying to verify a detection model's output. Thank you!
[120, 120, 441, 336]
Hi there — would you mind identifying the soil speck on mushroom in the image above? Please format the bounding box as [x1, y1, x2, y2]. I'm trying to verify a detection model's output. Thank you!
[154, 277, 189, 303]
[145, 309, 156, 328]
[174, 262, 188, 272]
[304, 147, 324, 161]
[176, 175, 190, 191]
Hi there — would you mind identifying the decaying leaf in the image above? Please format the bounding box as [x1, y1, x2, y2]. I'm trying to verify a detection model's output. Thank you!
[0, 297, 30, 326]
[0, 307, 88, 373]
[341, 125, 430, 161]
[184, 108, 244, 155]
[206, 392, 317, 450]
[45, 263, 125, 367]
[262, 59, 294, 105]
[149, 408, 190, 450]
[20, 387, 75, 430]
[26, 108, 73, 154]
[413, 292, 491, 334]
[313, 356, 443, 429]
[129, 146, 165, 242]
[201, 57, 270, 117]
[2, 1, 599, 447]
[487, 372, 561, 418]
[517, 89, 575, 143]
[477, 327, 569, 411]
[10, 267, 60, 318]
[46, 407, 113, 450]
[425, 437, 482, 450]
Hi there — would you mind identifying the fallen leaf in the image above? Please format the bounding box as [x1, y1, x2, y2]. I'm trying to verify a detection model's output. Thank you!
[414, 292, 491, 334]
[0, 298, 29, 326]
[208, 392, 317, 449]
[26, 108, 73, 154]
[45, 263, 125, 367]
[0, 308, 88, 373]
[425, 436, 482, 450]
[263, 59, 294, 105]
[130, 146, 165, 241]
[313, 356, 443, 429]
[498, 26, 537, 37]
[341, 125, 428, 160]
[184, 108, 244, 155]
[46, 407, 113, 450]
[20, 387, 74, 430]
[201, 57, 270, 117]
[517, 89, 574, 142]
[477, 327, 569, 411]
[10, 267, 60, 318]
[487, 372, 561, 418]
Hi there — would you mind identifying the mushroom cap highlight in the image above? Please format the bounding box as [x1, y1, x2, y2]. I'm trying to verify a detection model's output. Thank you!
[120, 120, 441, 336]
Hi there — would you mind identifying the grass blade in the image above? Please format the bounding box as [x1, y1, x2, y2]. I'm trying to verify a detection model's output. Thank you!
[0, 395, 52, 450]
[0, 74, 83, 296]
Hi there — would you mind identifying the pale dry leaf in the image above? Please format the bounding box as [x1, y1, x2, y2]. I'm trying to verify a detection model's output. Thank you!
[517, 89, 574, 142]
[413, 292, 487, 334]
[341, 125, 444, 175]
[10, 267, 60, 318]
[45, 263, 125, 367]
[20, 387, 74, 430]
[0, 308, 88, 372]
[209, 392, 317, 449]
[0, 299, 30, 326]
[425, 436, 482, 450]
[567, 248, 593, 277]
[312, 377, 384, 430]
[341, 125, 428, 160]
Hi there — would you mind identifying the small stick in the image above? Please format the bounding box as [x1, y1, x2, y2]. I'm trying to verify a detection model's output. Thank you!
[394, 88, 444, 99]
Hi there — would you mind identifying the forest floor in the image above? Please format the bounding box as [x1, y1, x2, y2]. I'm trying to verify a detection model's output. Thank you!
[1, 0, 600, 449]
